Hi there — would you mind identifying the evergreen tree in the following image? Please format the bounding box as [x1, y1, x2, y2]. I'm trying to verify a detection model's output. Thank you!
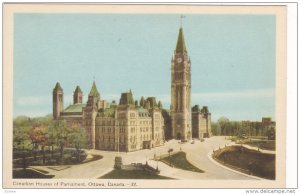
[140, 96, 145, 107]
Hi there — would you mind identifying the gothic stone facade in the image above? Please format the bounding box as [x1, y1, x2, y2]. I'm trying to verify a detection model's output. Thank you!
[53, 82, 165, 151]
[171, 27, 192, 141]
[52, 27, 212, 151]
[192, 105, 212, 138]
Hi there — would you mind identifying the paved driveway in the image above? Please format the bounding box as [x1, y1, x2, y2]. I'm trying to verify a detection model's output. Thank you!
[49, 136, 256, 180]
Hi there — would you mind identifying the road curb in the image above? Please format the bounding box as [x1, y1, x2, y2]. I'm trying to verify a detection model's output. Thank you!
[207, 149, 263, 180]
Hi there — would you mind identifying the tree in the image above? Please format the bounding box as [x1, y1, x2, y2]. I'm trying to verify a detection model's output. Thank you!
[67, 127, 88, 161]
[13, 127, 30, 150]
[13, 116, 32, 150]
[231, 121, 241, 136]
[211, 122, 221, 135]
[217, 117, 230, 135]
[158, 101, 162, 109]
[140, 96, 145, 107]
[30, 125, 48, 163]
[51, 120, 69, 159]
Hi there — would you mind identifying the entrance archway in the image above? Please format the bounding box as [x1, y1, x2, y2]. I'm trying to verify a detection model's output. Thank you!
[177, 132, 181, 140]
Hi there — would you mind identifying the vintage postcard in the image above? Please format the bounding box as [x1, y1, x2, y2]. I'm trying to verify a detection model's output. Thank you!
[3, 3, 287, 189]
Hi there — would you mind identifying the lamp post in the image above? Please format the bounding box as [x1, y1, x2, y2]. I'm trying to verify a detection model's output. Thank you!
[22, 141, 27, 171]
[168, 148, 173, 167]
[33, 141, 38, 161]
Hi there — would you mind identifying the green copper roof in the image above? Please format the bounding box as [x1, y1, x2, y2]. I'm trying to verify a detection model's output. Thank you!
[119, 90, 135, 105]
[175, 27, 187, 53]
[138, 107, 150, 117]
[63, 103, 86, 113]
[98, 107, 116, 117]
[146, 97, 157, 108]
[201, 106, 209, 114]
[89, 81, 100, 97]
[192, 105, 200, 112]
[53, 82, 63, 91]
[74, 86, 82, 94]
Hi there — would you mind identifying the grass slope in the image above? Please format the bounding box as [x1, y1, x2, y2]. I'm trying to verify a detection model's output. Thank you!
[213, 146, 275, 179]
[159, 152, 204, 173]
[99, 169, 172, 179]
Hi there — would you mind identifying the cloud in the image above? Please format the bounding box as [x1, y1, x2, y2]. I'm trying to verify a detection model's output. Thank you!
[14, 88, 275, 120]
[15, 88, 274, 107]
[134, 88, 274, 105]
[192, 88, 275, 101]
[16, 95, 73, 107]
[16, 96, 51, 106]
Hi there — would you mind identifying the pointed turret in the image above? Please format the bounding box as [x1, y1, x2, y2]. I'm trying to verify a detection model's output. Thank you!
[140, 96, 145, 107]
[87, 81, 100, 107]
[158, 101, 162, 109]
[89, 81, 100, 97]
[73, 85, 83, 104]
[53, 82, 64, 119]
[53, 82, 63, 92]
[74, 85, 82, 94]
[175, 27, 187, 54]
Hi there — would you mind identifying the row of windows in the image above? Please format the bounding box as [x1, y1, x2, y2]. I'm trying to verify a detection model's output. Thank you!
[141, 134, 150, 141]
[140, 121, 151, 125]
[97, 134, 162, 145]
[130, 121, 135, 125]
[130, 136, 136, 143]
[120, 128, 126, 133]
[102, 128, 114, 133]
[96, 126, 163, 134]
[98, 120, 115, 125]
[97, 127, 125, 133]
[94, 119, 159, 126]
[98, 136, 126, 143]
[140, 127, 149, 132]
[118, 113, 126, 118]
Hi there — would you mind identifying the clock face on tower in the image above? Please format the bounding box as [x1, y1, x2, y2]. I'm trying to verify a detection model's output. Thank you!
[177, 57, 182, 63]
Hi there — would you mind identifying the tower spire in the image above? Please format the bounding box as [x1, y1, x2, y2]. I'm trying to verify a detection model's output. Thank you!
[175, 26, 187, 54]
[89, 81, 100, 97]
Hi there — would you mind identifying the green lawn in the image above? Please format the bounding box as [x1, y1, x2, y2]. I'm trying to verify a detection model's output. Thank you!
[13, 169, 54, 179]
[159, 152, 204, 173]
[13, 152, 102, 167]
[213, 146, 275, 179]
[99, 169, 172, 179]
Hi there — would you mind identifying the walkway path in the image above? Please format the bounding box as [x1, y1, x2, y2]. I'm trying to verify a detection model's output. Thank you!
[33, 136, 259, 179]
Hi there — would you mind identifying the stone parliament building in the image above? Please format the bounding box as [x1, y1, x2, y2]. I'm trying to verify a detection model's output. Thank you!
[52, 27, 212, 152]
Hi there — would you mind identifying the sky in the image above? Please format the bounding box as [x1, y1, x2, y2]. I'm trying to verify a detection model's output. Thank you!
[13, 14, 275, 121]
